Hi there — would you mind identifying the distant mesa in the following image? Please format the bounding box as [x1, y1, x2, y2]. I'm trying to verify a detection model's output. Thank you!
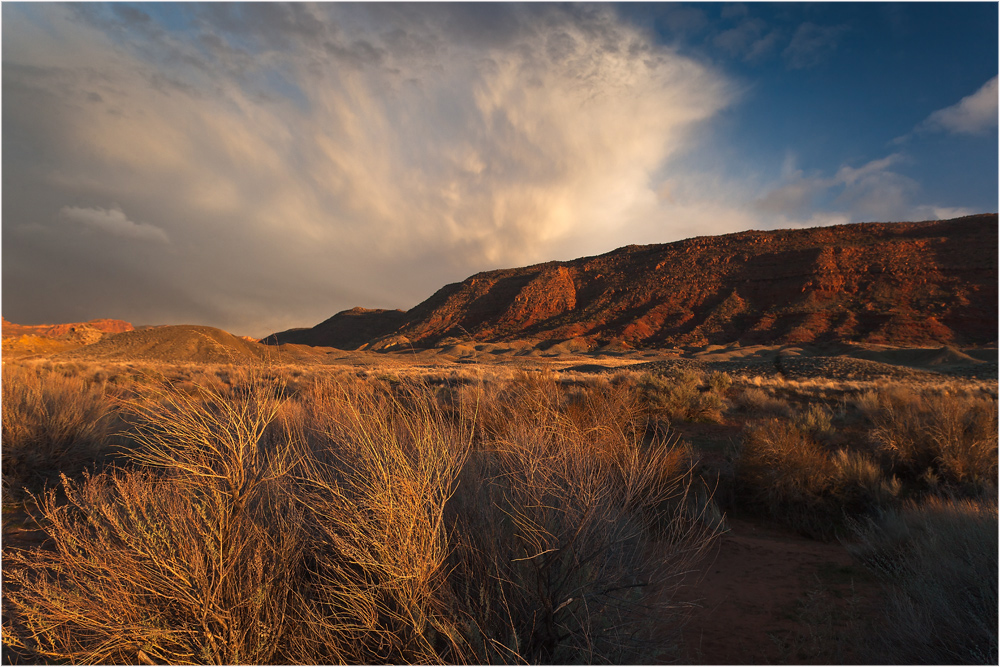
[264, 214, 998, 350]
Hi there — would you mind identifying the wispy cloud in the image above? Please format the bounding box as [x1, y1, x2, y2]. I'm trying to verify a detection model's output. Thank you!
[713, 18, 783, 63]
[60, 205, 170, 243]
[751, 153, 972, 224]
[920, 76, 998, 135]
[783, 22, 848, 69]
[3, 3, 733, 334]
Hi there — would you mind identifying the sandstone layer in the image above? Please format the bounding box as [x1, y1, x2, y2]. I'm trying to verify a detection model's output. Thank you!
[268, 215, 997, 350]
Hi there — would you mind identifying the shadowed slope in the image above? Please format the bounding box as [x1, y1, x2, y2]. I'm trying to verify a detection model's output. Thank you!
[263, 308, 407, 349]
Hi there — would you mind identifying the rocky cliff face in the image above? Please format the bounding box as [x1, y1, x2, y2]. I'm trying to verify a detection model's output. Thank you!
[270, 214, 998, 350]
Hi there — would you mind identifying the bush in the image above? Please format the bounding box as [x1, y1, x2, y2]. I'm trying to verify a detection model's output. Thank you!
[2, 363, 121, 500]
[848, 495, 998, 664]
[640, 370, 725, 424]
[734, 386, 792, 418]
[4, 369, 304, 664]
[4, 369, 719, 664]
[862, 387, 997, 494]
[446, 378, 716, 663]
[734, 420, 899, 538]
[792, 403, 834, 439]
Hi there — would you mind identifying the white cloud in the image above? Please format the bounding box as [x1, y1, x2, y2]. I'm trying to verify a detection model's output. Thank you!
[59, 205, 170, 243]
[920, 76, 998, 135]
[3, 4, 734, 334]
[750, 153, 972, 225]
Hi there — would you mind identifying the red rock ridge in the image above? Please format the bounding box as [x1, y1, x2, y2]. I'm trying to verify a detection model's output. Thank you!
[269, 214, 998, 350]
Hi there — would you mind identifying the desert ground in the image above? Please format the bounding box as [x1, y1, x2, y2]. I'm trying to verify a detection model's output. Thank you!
[2, 332, 997, 664]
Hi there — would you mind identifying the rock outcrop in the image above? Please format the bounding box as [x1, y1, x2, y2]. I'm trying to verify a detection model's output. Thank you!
[267, 214, 998, 350]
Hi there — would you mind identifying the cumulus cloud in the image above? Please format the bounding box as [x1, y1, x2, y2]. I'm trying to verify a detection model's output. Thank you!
[60, 205, 170, 243]
[920, 76, 998, 135]
[2, 3, 733, 335]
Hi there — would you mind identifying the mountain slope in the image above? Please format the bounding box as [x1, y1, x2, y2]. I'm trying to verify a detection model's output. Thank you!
[270, 214, 998, 350]
[65, 325, 271, 363]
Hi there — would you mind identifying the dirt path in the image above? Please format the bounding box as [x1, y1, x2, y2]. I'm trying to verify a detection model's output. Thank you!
[679, 517, 878, 664]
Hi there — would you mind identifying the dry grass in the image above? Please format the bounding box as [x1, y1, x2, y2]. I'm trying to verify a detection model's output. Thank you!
[859, 387, 998, 494]
[639, 369, 728, 425]
[847, 495, 998, 664]
[3, 366, 719, 664]
[734, 419, 900, 538]
[2, 363, 121, 500]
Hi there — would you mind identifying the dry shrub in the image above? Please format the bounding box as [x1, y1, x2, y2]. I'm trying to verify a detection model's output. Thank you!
[287, 377, 472, 663]
[4, 369, 304, 664]
[447, 378, 716, 663]
[734, 386, 792, 417]
[640, 370, 726, 424]
[848, 495, 998, 664]
[791, 403, 834, 439]
[2, 363, 120, 500]
[862, 387, 998, 494]
[735, 420, 899, 537]
[4, 369, 720, 664]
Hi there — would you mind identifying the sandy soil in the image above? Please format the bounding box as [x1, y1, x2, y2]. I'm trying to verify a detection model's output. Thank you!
[678, 517, 878, 665]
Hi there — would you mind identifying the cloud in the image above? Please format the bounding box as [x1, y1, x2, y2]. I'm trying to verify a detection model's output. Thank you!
[783, 22, 848, 69]
[60, 205, 170, 243]
[3, 4, 733, 335]
[920, 76, 998, 135]
[750, 153, 972, 225]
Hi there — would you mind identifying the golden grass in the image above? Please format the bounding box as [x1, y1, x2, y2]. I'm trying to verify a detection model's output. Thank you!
[2, 364, 121, 500]
[3, 365, 718, 664]
[859, 386, 998, 493]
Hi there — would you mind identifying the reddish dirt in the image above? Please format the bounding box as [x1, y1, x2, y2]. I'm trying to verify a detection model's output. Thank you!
[678, 517, 878, 664]
[266, 214, 997, 351]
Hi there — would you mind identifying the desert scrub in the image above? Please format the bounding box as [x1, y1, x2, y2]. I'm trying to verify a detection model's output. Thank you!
[447, 377, 717, 663]
[640, 370, 726, 424]
[3, 369, 306, 665]
[847, 495, 998, 664]
[860, 387, 998, 494]
[791, 403, 835, 439]
[2, 363, 121, 500]
[733, 386, 792, 417]
[4, 369, 719, 664]
[734, 420, 899, 538]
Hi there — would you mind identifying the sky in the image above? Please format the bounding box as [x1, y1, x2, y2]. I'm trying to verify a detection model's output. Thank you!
[3, 2, 997, 338]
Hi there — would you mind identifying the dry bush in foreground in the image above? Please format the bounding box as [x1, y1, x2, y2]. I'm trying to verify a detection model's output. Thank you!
[848, 495, 998, 664]
[2, 363, 120, 500]
[4, 370, 304, 664]
[448, 377, 715, 663]
[4, 369, 717, 664]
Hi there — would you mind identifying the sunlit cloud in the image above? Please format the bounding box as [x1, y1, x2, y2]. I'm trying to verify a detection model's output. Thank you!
[3, 3, 993, 336]
[2, 3, 733, 334]
[920, 76, 998, 135]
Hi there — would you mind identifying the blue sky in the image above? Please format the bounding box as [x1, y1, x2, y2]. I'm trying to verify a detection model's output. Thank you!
[3, 3, 997, 336]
